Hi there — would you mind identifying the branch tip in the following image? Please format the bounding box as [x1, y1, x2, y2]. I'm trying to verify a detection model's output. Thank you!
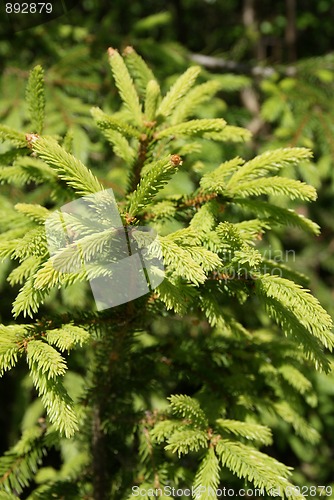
[107, 47, 117, 57]
[123, 46, 134, 56]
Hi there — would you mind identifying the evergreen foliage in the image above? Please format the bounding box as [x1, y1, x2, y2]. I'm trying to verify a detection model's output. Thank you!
[259, 54, 334, 323]
[0, 48, 333, 499]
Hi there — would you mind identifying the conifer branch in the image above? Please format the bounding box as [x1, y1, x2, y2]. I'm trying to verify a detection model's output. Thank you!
[0, 426, 47, 494]
[0, 48, 331, 499]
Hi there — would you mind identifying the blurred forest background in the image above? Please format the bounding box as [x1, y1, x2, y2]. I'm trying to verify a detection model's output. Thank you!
[1, 0, 334, 496]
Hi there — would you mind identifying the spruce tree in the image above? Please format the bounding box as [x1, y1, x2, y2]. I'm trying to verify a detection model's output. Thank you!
[0, 48, 333, 499]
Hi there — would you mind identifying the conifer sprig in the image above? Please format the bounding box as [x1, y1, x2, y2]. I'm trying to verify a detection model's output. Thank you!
[26, 340, 67, 379]
[227, 147, 313, 186]
[230, 177, 317, 201]
[127, 156, 180, 216]
[91, 107, 141, 139]
[0, 125, 27, 148]
[215, 419, 273, 445]
[170, 80, 222, 124]
[144, 80, 161, 121]
[193, 448, 220, 500]
[215, 440, 304, 499]
[155, 118, 226, 139]
[123, 46, 156, 97]
[29, 364, 79, 437]
[107, 47, 143, 126]
[168, 395, 208, 428]
[233, 198, 320, 234]
[0, 325, 26, 375]
[156, 65, 201, 117]
[25, 65, 45, 135]
[31, 137, 104, 196]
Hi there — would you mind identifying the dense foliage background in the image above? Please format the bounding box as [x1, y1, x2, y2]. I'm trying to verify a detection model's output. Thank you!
[1, 0, 334, 497]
